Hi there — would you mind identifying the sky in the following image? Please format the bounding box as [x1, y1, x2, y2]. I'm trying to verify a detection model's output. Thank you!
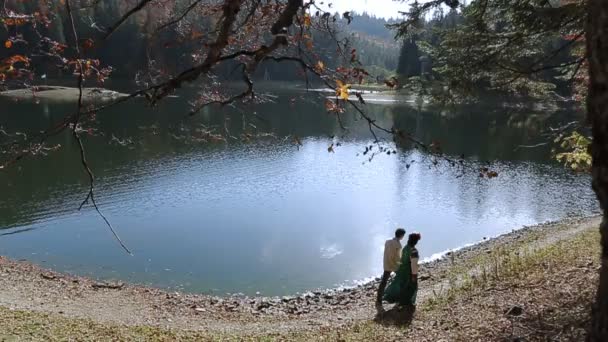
[319, 0, 409, 20]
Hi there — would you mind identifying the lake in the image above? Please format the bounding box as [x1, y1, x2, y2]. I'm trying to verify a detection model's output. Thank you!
[0, 86, 598, 296]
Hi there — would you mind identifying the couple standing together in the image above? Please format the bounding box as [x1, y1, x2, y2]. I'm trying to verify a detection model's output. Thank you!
[376, 228, 421, 315]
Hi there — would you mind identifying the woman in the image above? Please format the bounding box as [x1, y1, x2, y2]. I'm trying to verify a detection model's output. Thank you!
[383, 232, 421, 308]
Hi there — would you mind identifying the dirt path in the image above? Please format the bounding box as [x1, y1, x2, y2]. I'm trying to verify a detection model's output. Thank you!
[0, 216, 600, 336]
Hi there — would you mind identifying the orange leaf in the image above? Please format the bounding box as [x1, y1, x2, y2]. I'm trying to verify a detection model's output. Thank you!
[305, 40, 313, 51]
[303, 14, 311, 27]
[3, 55, 30, 66]
[4, 40, 11, 49]
[81, 38, 94, 49]
[191, 30, 204, 39]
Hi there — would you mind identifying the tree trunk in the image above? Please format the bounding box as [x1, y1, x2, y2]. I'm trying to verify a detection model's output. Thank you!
[587, 1, 608, 340]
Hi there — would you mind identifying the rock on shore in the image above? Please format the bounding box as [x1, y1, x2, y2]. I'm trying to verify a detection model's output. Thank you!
[0, 86, 128, 104]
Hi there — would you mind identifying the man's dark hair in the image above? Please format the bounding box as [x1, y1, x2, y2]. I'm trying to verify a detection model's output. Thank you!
[395, 228, 406, 238]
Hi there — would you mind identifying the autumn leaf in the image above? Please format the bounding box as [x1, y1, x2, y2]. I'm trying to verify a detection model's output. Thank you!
[81, 38, 94, 50]
[293, 135, 303, 150]
[325, 99, 344, 113]
[384, 77, 399, 89]
[4, 40, 12, 49]
[2, 55, 30, 67]
[479, 168, 499, 179]
[305, 40, 313, 51]
[303, 14, 312, 27]
[191, 30, 204, 39]
[350, 48, 357, 63]
[336, 80, 350, 100]
[2, 18, 28, 27]
[315, 60, 325, 72]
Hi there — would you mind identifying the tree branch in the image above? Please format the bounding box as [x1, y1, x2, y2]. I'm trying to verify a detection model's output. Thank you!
[65, 0, 131, 255]
[103, 0, 155, 40]
[156, 0, 203, 32]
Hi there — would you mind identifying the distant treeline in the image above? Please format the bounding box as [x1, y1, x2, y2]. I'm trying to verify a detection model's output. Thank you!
[0, 2, 400, 84]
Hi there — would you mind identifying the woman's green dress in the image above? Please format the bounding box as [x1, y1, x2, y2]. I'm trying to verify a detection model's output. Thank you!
[383, 245, 418, 305]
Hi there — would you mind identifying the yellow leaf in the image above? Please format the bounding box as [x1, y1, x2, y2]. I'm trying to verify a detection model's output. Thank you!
[335, 80, 350, 100]
[316, 61, 325, 72]
[303, 14, 311, 27]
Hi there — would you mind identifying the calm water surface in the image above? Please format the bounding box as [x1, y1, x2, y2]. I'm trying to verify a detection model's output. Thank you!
[0, 88, 598, 295]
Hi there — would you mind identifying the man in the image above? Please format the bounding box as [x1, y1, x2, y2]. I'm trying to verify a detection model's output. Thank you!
[376, 228, 406, 314]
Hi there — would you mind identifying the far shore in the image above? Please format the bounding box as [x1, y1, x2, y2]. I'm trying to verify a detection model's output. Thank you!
[0, 215, 600, 340]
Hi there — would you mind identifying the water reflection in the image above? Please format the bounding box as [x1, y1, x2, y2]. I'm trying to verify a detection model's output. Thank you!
[0, 92, 597, 295]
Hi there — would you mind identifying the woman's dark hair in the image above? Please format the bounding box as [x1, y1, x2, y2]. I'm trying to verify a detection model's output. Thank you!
[395, 228, 406, 238]
[407, 232, 421, 246]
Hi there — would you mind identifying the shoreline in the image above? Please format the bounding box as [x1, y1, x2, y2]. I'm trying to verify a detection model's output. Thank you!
[0, 215, 601, 337]
[3, 215, 598, 298]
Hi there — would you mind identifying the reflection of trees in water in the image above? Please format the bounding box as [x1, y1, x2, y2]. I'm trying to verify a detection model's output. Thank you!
[0, 98, 586, 231]
[382, 101, 590, 225]
[388, 102, 583, 162]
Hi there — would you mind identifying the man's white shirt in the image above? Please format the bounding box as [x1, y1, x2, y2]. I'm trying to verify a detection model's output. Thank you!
[383, 238, 402, 272]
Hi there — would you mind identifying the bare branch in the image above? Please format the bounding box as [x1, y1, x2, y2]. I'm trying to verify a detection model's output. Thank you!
[103, 0, 155, 40]
[65, 0, 131, 255]
[189, 65, 254, 115]
[72, 129, 132, 255]
[156, 0, 203, 32]
[514, 142, 550, 151]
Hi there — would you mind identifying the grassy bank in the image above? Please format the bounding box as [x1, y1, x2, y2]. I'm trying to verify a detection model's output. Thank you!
[0, 217, 600, 341]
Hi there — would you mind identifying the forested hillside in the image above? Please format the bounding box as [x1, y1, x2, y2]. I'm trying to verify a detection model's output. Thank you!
[0, 2, 399, 84]
[393, 6, 579, 98]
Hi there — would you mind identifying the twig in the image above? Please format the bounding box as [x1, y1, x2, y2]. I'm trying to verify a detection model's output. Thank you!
[514, 142, 550, 151]
[156, 0, 203, 32]
[189, 65, 254, 115]
[65, 0, 131, 255]
[103, 0, 155, 40]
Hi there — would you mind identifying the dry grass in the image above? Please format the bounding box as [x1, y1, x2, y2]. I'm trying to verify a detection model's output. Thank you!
[284, 224, 600, 341]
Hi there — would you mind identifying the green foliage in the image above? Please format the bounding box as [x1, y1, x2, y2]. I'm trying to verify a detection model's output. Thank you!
[347, 12, 399, 41]
[394, 0, 585, 102]
[396, 37, 421, 79]
[554, 131, 591, 172]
